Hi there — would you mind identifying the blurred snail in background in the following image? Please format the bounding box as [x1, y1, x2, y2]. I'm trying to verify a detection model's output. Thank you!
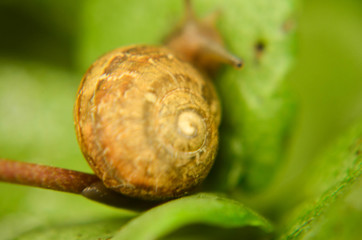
[0, 0, 242, 209]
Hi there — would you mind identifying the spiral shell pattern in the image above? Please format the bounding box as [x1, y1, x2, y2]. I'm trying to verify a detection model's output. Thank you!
[74, 46, 220, 200]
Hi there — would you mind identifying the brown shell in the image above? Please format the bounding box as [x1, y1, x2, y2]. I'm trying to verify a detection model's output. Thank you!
[74, 45, 221, 200]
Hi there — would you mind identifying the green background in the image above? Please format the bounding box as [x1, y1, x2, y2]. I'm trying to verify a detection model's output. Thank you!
[0, 0, 361, 239]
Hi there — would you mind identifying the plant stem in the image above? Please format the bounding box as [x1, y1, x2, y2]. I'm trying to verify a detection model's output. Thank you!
[0, 159, 99, 194]
[0, 159, 162, 210]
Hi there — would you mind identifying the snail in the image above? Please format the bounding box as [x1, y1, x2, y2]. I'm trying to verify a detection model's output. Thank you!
[0, 0, 242, 209]
[74, 45, 221, 201]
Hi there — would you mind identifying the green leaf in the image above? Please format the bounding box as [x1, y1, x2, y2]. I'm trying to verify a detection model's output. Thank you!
[279, 122, 362, 240]
[211, 0, 298, 192]
[113, 193, 272, 240]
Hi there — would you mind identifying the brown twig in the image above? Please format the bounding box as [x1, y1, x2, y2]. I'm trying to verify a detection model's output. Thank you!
[0, 159, 162, 210]
[0, 159, 100, 193]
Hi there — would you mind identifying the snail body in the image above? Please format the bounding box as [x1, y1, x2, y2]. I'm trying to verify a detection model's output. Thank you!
[74, 45, 220, 200]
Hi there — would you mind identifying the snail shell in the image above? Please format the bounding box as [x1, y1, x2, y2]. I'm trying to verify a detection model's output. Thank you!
[74, 45, 221, 200]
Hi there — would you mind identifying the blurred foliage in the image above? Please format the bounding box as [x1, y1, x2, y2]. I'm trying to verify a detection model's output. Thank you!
[280, 123, 361, 239]
[0, 0, 361, 239]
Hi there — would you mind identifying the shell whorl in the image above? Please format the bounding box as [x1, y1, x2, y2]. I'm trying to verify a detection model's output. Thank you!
[74, 45, 220, 200]
[151, 89, 209, 160]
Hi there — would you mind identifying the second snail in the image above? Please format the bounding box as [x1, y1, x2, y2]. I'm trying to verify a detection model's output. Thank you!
[74, 0, 242, 201]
